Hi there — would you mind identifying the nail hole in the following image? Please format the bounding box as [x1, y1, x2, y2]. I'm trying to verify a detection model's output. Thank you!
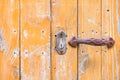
[42, 52, 44, 55]
[82, 50, 84, 53]
[82, 32, 84, 34]
[96, 51, 98, 53]
[66, 35, 67, 37]
[92, 30, 94, 32]
[107, 9, 109, 12]
[14, 30, 16, 33]
[102, 38, 105, 40]
[42, 30, 44, 33]
[105, 32, 107, 34]
[55, 35, 57, 37]
[104, 50, 107, 52]
[25, 52, 27, 54]
[14, 51, 16, 54]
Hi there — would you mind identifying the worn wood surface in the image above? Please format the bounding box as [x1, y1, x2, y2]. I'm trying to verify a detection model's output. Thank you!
[21, 0, 51, 80]
[0, 0, 19, 80]
[0, 0, 120, 80]
[102, 0, 120, 80]
[78, 0, 102, 80]
[102, 0, 115, 80]
[51, 0, 77, 80]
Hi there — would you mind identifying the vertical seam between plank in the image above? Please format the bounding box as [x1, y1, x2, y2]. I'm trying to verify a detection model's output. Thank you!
[19, 0, 21, 80]
[101, 0, 103, 79]
[50, 0, 52, 80]
[77, 0, 79, 80]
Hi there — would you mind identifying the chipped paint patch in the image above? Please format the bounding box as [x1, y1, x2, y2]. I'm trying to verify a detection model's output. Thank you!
[24, 1, 50, 27]
[0, 30, 6, 51]
[10, 0, 14, 4]
[13, 66, 19, 79]
[79, 54, 89, 74]
[21, 42, 50, 79]
[23, 30, 28, 38]
[88, 18, 101, 27]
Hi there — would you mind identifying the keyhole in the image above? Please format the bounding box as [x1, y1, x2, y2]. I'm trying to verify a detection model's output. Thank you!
[61, 44, 63, 49]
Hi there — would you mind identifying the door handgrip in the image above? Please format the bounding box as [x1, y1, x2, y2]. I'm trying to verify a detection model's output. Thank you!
[68, 36, 115, 48]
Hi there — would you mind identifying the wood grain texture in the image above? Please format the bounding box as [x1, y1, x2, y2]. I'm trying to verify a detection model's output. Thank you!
[51, 0, 77, 80]
[78, 0, 102, 80]
[102, 0, 115, 80]
[102, 0, 120, 79]
[0, 0, 19, 80]
[21, 0, 51, 80]
[116, 0, 120, 79]
[0, 0, 120, 80]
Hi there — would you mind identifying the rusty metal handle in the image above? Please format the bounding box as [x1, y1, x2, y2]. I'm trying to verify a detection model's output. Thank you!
[68, 36, 115, 48]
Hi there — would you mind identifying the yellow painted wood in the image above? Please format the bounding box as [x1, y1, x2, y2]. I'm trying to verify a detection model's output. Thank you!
[102, 0, 115, 80]
[0, 0, 120, 80]
[78, 0, 102, 80]
[21, 0, 51, 80]
[0, 0, 19, 80]
[51, 0, 77, 80]
[102, 0, 120, 80]
[102, 0, 120, 79]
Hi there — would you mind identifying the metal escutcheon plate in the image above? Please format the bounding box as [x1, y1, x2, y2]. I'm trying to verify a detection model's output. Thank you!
[55, 30, 67, 55]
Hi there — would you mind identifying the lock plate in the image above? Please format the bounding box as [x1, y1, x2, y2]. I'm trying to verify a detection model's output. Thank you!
[55, 30, 67, 55]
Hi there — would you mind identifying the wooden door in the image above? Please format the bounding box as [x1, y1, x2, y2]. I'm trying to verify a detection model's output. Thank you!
[0, 0, 120, 80]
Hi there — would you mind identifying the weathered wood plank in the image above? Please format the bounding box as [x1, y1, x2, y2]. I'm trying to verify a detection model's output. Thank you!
[102, 0, 120, 79]
[51, 0, 77, 80]
[102, 0, 114, 80]
[21, 0, 51, 80]
[78, 0, 102, 80]
[115, 0, 120, 79]
[0, 0, 19, 80]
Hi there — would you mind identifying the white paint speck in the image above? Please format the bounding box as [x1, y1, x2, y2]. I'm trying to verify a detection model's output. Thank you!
[10, 0, 14, 4]
[23, 30, 28, 38]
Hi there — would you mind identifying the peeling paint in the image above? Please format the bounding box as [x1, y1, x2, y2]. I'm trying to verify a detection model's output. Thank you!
[13, 66, 19, 79]
[23, 30, 28, 38]
[10, 0, 14, 4]
[24, 1, 50, 27]
[0, 30, 6, 51]
[55, 56, 67, 80]
[88, 18, 101, 27]
[79, 54, 89, 74]
[21, 42, 50, 79]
